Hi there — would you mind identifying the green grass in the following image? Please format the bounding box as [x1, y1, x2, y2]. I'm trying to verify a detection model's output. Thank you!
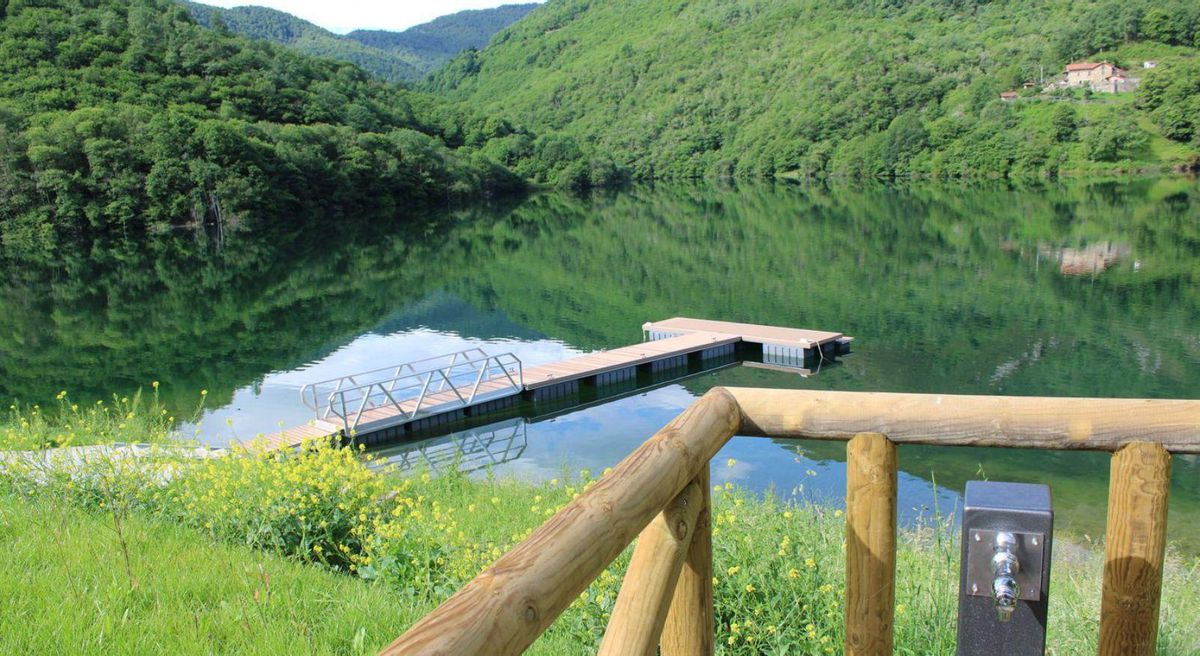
[1137, 114, 1200, 162]
[1, 439, 1197, 654]
[0, 494, 418, 655]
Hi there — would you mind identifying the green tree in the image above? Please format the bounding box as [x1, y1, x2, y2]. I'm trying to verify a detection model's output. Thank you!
[1085, 121, 1147, 161]
[1051, 104, 1079, 142]
[1139, 59, 1200, 143]
[883, 113, 929, 175]
[1140, 4, 1199, 46]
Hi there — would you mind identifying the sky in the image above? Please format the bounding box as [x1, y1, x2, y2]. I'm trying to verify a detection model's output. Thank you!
[201, 1, 544, 34]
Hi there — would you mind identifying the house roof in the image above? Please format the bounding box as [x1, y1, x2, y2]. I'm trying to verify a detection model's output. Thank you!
[1065, 62, 1106, 71]
[1000, 91, 1019, 97]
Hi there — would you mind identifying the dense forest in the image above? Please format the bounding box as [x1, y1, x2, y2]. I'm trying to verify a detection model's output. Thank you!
[183, 2, 537, 82]
[432, 0, 1200, 179]
[346, 4, 538, 76]
[0, 0, 616, 255]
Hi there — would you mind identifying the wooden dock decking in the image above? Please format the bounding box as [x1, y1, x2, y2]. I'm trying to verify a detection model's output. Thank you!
[523, 331, 738, 391]
[259, 318, 848, 450]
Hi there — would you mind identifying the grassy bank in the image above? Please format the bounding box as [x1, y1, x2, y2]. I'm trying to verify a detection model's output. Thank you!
[0, 494, 414, 655]
[2, 435, 1198, 654]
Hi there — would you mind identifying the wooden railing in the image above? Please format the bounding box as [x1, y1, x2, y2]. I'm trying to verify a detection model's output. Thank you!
[382, 388, 1200, 656]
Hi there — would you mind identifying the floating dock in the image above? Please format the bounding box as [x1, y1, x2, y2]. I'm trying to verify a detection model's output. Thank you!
[643, 317, 851, 367]
[261, 318, 849, 450]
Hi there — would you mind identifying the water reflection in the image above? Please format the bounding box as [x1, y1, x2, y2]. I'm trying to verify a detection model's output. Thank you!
[368, 387, 962, 531]
[3, 178, 1198, 549]
[373, 417, 529, 475]
[187, 325, 583, 446]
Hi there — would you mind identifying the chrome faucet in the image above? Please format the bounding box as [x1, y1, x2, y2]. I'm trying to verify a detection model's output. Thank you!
[991, 532, 1021, 622]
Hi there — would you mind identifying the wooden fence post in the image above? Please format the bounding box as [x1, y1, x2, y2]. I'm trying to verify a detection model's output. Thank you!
[1100, 442, 1171, 656]
[599, 480, 704, 656]
[381, 388, 740, 656]
[661, 466, 714, 656]
[845, 432, 897, 656]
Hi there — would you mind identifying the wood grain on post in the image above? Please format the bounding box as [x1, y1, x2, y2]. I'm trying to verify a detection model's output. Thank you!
[1100, 442, 1171, 656]
[661, 466, 714, 656]
[726, 388, 1200, 453]
[599, 480, 704, 656]
[844, 432, 897, 656]
[381, 388, 740, 656]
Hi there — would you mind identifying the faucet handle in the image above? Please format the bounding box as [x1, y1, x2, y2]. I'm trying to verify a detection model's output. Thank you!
[991, 534, 1021, 622]
[992, 572, 1019, 622]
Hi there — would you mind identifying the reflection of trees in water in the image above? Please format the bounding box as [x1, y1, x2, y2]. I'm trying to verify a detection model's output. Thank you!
[0, 203, 514, 410]
[461, 179, 1200, 400]
[1, 178, 1198, 414]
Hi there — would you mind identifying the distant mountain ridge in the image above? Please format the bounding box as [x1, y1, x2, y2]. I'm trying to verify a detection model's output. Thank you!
[347, 4, 539, 63]
[181, 2, 538, 82]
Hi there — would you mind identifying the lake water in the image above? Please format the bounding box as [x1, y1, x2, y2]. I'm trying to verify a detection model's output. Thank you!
[3, 179, 1198, 548]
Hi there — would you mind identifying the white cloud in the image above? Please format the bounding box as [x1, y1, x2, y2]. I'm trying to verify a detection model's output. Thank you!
[199, 0, 543, 34]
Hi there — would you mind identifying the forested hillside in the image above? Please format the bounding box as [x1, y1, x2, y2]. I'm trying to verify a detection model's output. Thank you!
[0, 0, 616, 256]
[347, 4, 538, 74]
[183, 2, 537, 82]
[181, 2, 423, 81]
[432, 0, 1200, 179]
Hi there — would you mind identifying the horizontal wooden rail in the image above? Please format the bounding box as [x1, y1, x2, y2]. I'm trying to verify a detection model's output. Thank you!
[385, 387, 1198, 656]
[727, 388, 1200, 453]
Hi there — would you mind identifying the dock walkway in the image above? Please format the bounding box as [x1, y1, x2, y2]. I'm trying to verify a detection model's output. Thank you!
[522, 331, 738, 396]
[260, 318, 848, 450]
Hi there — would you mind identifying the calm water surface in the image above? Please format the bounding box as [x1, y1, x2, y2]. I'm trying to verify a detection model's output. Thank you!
[3, 179, 1198, 548]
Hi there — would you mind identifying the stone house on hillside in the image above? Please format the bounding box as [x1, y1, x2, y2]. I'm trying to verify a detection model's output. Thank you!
[1065, 61, 1122, 86]
[1050, 61, 1140, 93]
